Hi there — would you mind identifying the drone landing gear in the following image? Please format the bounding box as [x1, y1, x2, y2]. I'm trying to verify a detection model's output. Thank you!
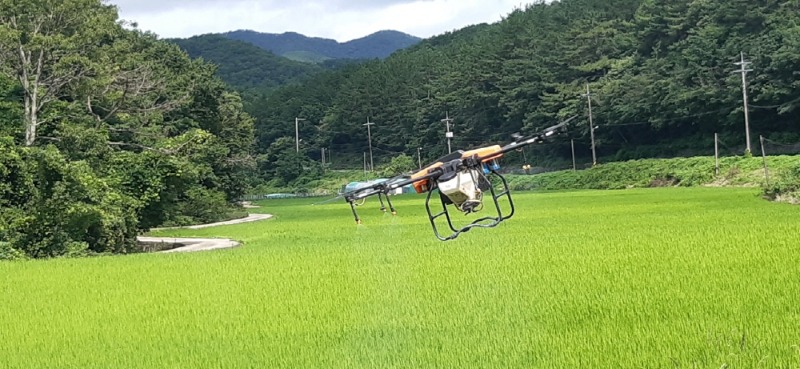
[425, 169, 515, 241]
[349, 192, 397, 225]
[377, 192, 397, 215]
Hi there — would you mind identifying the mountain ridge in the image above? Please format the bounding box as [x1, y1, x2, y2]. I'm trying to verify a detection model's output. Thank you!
[222, 29, 421, 61]
[169, 34, 321, 92]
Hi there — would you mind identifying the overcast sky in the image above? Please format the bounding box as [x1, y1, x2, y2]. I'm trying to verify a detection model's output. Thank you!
[109, 0, 533, 42]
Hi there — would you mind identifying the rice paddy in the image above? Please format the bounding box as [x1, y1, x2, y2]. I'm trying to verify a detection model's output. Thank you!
[1, 188, 799, 368]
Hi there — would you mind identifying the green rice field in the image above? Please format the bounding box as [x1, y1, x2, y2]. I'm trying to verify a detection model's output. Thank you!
[1, 188, 799, 368]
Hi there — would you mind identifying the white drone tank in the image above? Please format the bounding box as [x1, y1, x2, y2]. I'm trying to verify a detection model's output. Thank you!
[438, 169, 483, 212]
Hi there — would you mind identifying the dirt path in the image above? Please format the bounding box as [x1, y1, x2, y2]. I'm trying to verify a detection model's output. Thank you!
[139, 213, 273, 253]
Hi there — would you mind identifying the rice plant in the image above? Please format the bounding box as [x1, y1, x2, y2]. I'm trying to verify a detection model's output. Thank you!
[1, 188, 798, 369]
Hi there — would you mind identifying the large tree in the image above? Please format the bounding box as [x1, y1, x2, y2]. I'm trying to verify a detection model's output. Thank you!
[0, 0, 256, 258]
[0, 0, 119, 146]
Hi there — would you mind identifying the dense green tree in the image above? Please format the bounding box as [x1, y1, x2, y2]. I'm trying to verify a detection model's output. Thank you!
[380, 154, 415, 178]
[0, 0, 119, 146]
[170, 34, 322, 93]
[1, 143, 139, 258]
[246, 0, 800, 167]
[0, 0, 256, 258]
[259, 136, 322, 186]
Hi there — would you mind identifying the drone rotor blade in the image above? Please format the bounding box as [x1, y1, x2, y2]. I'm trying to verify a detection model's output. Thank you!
[542, 115, 578, 136]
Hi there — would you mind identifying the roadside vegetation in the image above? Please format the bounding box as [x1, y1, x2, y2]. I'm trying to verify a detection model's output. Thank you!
[507, 155, 799, 190]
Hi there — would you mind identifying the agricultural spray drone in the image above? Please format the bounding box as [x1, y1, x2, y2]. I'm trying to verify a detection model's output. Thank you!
[343, 116, 576, 241]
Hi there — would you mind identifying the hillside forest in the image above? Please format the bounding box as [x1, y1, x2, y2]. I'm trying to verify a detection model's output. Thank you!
[242, 0, 800, 186]
[0, 0, 255, 258]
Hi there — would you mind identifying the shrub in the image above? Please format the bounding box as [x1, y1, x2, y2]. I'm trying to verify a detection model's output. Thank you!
[380, 154, 415, 178]
[763, 164, 800, 203]
[3, 146, 140, 258]
[0, 241, 24, 261]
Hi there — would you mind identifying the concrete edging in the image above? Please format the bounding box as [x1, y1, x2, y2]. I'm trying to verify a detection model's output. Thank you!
[138, 213, 273, 253]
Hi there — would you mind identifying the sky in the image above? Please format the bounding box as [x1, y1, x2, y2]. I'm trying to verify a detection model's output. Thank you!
[109, 0, 533, 42]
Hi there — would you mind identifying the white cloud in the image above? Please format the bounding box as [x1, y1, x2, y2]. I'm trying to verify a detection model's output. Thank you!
[109, 0, 530, 42]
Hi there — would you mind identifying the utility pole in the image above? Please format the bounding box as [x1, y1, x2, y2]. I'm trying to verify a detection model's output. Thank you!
[733, 52, 753, 154]
[321, 147, 326, 166]
[326, 148, 330, 165]
[571, 139, 577, 171]
[441, 112, 454, 154]
[714, 133, 720, 176]
[417, 147, 422, 169]
[363, 118, 375, 171]
[582, 84, 597, 166]
[521, 146, 528, 164]
[760, 135, 770, 186]
[294, 117, 305, 153]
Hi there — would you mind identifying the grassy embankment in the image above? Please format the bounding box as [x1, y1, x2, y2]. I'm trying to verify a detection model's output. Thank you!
[507, 155, 799, 191]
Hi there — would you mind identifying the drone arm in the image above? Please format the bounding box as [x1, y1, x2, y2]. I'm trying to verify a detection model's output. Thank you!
[404, 168, 443, 193]
[480, 115, 578, 161]
[350, 171, 440, 198]
[344, 187, 382, 202]
[461, 145, 504, 162]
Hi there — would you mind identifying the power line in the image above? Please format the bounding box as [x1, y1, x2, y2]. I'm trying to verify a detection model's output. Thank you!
[716, 136, 746, 156]
[599, 108, 731, 128]
[762, 137, 800, 147]
[371, 145, 405, 155]
[294, 101, 768, 161]
[750, 95, 800, 110]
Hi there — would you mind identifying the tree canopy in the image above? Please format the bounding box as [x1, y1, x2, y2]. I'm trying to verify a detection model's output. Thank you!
[247, 0, 800, 170]
[0, 0, 255, 259]
[170, 34, 323, 93]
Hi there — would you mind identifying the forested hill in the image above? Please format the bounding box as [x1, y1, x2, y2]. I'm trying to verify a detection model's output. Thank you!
[0, 0, 255, 259]
[223, 30, 422, 62]
[251, 0, 800, 178]
[171, 35, 322, 92]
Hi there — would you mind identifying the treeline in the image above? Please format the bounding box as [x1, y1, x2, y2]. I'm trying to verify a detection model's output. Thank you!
[224, 30, 422, 61]
[0, 0, 255, 259]
[250, 0, 800, 178]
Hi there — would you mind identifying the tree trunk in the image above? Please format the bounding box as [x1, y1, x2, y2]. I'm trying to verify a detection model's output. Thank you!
[24, 96, 37, 146]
